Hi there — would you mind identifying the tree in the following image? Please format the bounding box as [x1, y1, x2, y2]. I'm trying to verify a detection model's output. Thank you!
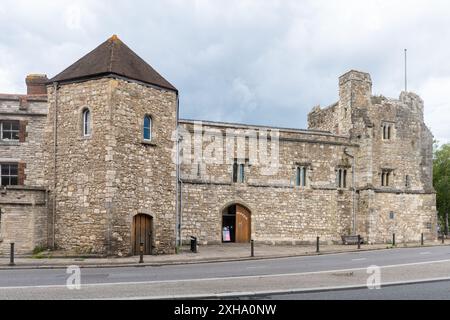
[433, 143, 450, 234]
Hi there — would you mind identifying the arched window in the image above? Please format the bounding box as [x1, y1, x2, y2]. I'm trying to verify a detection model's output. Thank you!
[143, 115, 152, 141]
[82, 109, 91, 137]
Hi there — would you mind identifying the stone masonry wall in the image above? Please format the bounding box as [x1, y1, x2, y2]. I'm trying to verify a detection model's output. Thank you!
[0, 187, 48, 254]
[181, 184, 353, 245]
[44, 79, 112, 254]
[108, 79, 178, 255]
[179, 121, 355, 244]
[308, 70, 437, 243]
[44, 78, 178, 256]
[0, 95, 48, 187]
[357, 190, 437, 244]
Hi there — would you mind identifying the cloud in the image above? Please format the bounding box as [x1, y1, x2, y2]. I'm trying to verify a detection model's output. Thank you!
[420, 76, 450, 144]
[0, 0, 449, 141]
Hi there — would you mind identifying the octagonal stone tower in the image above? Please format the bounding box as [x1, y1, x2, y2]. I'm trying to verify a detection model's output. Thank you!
[44, 35, 178, 256]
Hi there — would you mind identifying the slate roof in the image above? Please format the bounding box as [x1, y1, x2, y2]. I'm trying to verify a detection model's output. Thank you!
[48, 35, 177, 91]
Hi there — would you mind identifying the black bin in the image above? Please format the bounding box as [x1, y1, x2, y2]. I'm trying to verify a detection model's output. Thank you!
[190, 236, 198, 253]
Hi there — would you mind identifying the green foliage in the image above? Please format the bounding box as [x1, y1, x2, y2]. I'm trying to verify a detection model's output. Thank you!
[433, 143, 450, 230]
[32, 245, 46, 255]
[32, 245, 49, 259]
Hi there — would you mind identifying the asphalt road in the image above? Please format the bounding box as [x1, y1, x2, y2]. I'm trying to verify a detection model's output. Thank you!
[0, 245, 449, 299]
[241, 280, 450, 300]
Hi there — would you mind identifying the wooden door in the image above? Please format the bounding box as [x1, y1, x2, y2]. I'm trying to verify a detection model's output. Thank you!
[236, 205, 251, 243]
[132, 214, 153, 255]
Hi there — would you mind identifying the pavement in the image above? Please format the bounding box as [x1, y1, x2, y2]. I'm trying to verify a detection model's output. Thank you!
[0, 241, 447, 269]
[0, 245, 450, 299]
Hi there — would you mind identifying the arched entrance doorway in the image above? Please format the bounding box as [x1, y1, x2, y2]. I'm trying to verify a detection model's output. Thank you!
[222, 204, 251, 243]
[132, 214, 153, 255]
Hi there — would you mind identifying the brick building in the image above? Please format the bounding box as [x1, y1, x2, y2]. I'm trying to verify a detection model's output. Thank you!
[0, 36, 438, 256]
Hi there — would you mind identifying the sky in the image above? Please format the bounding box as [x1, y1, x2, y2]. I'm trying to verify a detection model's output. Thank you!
[0, 0, 449, 144]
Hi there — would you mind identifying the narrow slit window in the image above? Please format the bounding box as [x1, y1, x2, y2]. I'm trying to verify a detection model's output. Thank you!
[336, 169, 341, 188]
[143, 115, 152, 141]
[382, 170, 392, 187]
[239, 164, 245, 183]
[197, 162, 201, 178]
[343, 170, 347, 188]
[232, 161, 238, 183]
[296, 166, 307, 187]
[336, 168, 347, 189]
[302, 167, 307, 187]
[405, 175, 411, 188]
[382, 123, 394, 140]
[83, 109, 91, 137]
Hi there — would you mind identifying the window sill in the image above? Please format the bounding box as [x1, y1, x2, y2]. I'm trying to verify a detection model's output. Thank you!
[0, 140, 20, 146]
[142, 140, 157, 147]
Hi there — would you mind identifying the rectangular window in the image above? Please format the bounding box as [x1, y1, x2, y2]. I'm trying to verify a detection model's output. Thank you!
[232, 162, 238, 183]
[232, 160, 245, 183]
[296, 166, 308, 187]
[0, 120, 20, 141]
[197, 162, 201, 178]
[0, 163, 19, 186]
[239, 164, 245, 183]
[381, 170, 392, 187]
[336, 168, 348, 189]
[382, 122, 394, 140]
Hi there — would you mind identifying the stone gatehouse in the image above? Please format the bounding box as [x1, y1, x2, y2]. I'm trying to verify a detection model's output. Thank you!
[0, 36, 437, 256]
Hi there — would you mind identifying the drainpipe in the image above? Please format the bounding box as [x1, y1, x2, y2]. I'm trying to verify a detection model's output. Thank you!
[175, 93, 182, 249]
[52, 82, 59, 250]
[344, 148, 356, 235]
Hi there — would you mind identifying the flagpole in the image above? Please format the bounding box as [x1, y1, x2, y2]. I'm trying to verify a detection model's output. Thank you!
[404, 49, 408, 92]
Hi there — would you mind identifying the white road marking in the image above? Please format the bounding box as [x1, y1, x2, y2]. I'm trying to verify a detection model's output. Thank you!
[127, 276, 450, 300]
[351, 258, 367, 261]
[420, 252, 431, 255]
[1, 258, 450, 290]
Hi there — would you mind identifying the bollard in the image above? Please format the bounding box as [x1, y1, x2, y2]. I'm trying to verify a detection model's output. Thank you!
[251, 240, 255, 257]
[316, 237, 320, 253]
[421, 233, 424, 246]
[139, 242, 144, 264]
[392, 233, 396, 246]
[442, 234, 445, 244]
[357, 235, 361, 249]
[9, 243, 15, 267]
